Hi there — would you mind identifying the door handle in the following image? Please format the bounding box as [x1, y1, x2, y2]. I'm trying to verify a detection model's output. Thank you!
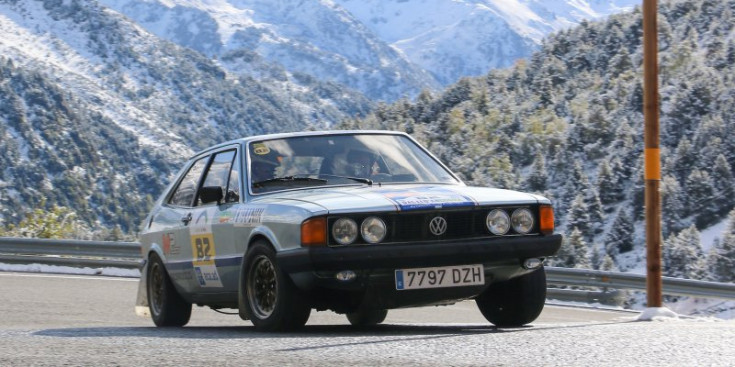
[181, 213, 192, 225]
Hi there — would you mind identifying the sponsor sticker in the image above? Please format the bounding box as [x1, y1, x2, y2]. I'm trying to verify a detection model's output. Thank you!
[253, 143, 270, 155]
[162, 233, 180, 255]
[189, 209, 215, 235]
[194, 265, 223, 288]
[190, 233, 223, 287]
[217, 210, 235, 224]
[234, 207, 265, 227]
[379, 187, 476, 211]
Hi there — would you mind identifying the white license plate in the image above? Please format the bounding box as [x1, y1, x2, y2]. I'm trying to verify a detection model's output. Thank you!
[395, 264, 484, 290]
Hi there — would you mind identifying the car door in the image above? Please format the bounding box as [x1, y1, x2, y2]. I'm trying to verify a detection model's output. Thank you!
[160, 155, 210, 295]
[186, 148, 241, 294]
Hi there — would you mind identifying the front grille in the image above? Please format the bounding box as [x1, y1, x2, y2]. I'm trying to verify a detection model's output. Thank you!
[327, 206, 539, 246]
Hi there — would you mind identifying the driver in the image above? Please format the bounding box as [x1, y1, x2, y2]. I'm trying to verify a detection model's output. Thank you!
[346, 149, 380, 178]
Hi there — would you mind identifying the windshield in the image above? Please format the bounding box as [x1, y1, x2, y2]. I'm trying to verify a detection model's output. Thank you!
[248, 134, 459, 194]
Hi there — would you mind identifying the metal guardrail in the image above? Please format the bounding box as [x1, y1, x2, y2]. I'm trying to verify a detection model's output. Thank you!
[0, 237, 142, 269]
[546, 267, 735, 300]
[1, 237, 733, 301]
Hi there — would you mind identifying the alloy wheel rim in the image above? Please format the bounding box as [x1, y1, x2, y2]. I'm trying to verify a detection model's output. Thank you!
[247, 255, 278, 319]
[150, 262, 164, 315]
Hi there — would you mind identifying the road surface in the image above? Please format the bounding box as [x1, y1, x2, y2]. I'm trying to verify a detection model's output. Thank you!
[0, 271, 733, 366]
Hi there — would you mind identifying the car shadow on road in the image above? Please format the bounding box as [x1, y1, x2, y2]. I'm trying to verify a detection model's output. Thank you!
[32, 320, 635, 343]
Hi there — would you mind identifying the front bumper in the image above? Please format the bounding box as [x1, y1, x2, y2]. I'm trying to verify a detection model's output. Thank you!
[277, 234, 562, 273]
[277, 234, 561, 311]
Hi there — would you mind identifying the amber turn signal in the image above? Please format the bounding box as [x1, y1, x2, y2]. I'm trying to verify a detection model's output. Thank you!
[539, 205, 555, 235]
[301, 217, 327, 246]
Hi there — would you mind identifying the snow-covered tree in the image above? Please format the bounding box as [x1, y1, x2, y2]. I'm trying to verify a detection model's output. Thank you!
[566, 194, 591, 239]
[553, 227, 591, 269]
[598, 160, 622, 206]
[662, 225, 706, 280]
[605, 209, 634, 258]
[707, 209, 735, 282]
[661, 175, 686, 237]
[526, 151, 548, 192]
[685, 169, 718, 227]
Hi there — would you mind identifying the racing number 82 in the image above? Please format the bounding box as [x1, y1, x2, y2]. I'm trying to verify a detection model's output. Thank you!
[193, 236, 213, 262]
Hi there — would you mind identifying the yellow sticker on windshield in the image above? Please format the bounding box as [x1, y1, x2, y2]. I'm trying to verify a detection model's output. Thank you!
[253, 143, 270, 155]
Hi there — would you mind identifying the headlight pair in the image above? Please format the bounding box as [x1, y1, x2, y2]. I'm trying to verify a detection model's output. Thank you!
[486, 208, 534, 235]
[332, 217, 386, 245]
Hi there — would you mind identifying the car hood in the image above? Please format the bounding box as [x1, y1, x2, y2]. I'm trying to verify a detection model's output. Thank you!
[252, 184, 547, 214]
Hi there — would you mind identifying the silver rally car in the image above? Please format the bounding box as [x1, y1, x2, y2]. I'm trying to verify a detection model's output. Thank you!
[136, 130, 562, 331]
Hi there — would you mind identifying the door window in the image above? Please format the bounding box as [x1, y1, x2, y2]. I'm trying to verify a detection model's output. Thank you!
[168, 157, 208, 207]
[197, 150, 236, 206]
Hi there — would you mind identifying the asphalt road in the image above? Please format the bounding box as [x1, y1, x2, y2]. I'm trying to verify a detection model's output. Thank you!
[1, 271, 734, 366]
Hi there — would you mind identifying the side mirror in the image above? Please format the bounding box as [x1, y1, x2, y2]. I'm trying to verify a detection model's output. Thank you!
[199, 186, 224, 205]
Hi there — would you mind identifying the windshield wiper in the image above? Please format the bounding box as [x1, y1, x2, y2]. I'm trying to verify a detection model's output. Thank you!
[252, 176, 328, 188]
[319, 174, 373, 186]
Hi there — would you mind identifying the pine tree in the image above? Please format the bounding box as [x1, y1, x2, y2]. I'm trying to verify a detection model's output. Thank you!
[661, 175, 686, 237]
[663, 225, 705, 280]
[571, 228, 592, 269]
[566, 194, 590, 239]
[711, 154, 735, 215]
[598, 160, 622, 206]
[591, 243, 603, 269]
[600, 254, 617, 271]
[586, 189, 605, 235]
[605, 209, 634, 258]
[553, 228, 578, 268]
[686, 169, 718, 227]
[672, 138, 696, 184]
[526, 151, 548, 192]
[707, 209, 735, 282]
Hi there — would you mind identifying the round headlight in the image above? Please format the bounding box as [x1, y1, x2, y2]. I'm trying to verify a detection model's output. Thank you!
[361, 216, 386, 244]
[511, 208, 534, 234]
[332, 218, 358, 245]
[486, 209, 510, 235]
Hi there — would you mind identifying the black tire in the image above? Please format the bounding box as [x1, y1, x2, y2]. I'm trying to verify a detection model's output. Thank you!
[147, 253, 192, 327]
[244, 241, 311, 331]
[346, 309, 388, 327]
[475, 267, 547, 327]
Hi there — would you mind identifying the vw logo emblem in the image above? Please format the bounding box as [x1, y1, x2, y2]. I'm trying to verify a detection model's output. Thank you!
[429, 216, 447, 236]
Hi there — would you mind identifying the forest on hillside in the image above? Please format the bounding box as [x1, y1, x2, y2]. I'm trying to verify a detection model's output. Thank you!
[340, 0, 735, 283]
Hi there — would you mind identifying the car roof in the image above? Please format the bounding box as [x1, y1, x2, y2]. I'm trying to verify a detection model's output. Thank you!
[190, 130, 410, 159]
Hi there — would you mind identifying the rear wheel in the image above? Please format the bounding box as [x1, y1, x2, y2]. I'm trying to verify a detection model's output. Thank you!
[346, 309, 388, 327]
[475, 267, 546, 327]
[244, 241, 311, 331]
[147, 253, 192, 327]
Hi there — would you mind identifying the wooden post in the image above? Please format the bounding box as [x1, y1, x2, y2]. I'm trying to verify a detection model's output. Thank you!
[642, 0, 662, 307]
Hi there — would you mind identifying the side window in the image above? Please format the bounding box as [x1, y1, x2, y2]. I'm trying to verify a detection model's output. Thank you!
[169, 157, 208, 207]
[197, 150, 236, 206]
[226, 150, 241, 203]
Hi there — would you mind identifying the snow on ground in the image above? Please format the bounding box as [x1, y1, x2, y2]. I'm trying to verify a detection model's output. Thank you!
[637, 307, 679, 321]
[700, 217, 729, 252]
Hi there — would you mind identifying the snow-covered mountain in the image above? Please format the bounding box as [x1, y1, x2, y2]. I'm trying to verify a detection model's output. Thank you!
[336, 0, 640, 85]
[100, 0, 638, 96]
[0, 0, 368, 230]
[99, 0, 441, 101]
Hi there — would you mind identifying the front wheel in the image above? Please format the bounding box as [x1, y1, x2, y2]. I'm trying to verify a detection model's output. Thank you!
[147, 253, 192, 327]
[475, 267, 546, 327]
[243, 241, 311, 331]
[346, 309, 388, 327]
